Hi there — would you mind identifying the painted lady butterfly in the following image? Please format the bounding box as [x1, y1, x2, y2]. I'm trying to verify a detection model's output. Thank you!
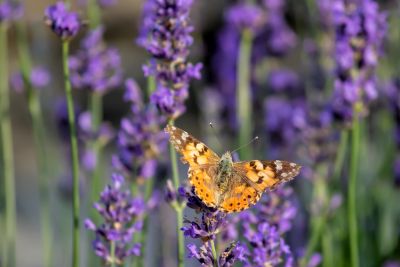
[165, 125, 301, 213]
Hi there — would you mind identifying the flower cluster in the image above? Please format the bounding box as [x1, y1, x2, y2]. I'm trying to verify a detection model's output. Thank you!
[113, 79, 166, 182]
[180, 188, 245, 267]
[225, 3, 266, 33]
[0, 0, 23, 23]
[85, 173, 144, 265]
[264, 97, 307, 158]
[331, 0, 387, 123]
[45, 2, 81, 40]
[139, 0, 202, 119]
[11, 66, 51, 93]
[69, 26, 122, 94]
[242, 222, 294, 266]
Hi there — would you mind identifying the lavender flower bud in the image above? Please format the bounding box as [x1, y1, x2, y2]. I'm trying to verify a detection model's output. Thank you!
[45, 2, 81, 40]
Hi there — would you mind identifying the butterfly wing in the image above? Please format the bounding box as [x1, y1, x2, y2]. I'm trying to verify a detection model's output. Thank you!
[233, 160, 301, 191]
[165, 125, 220, 166]
[218, 160, 301, 213]
[165, 125, 220, 208]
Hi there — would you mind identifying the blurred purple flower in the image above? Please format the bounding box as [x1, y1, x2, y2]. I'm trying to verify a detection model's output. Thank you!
[241, 222, 294, 266]
[113, 79, 167, 182]
[45, 2, 81, 40]
[69, 26, 122, 94]
[267, 69, 301, 93]
[98, 0, 118, 7]
[264, 97, 308, 156]
[139, 0, 202, 119]
[11, 66, 51, 93]
[225, 3, 266, 33]
[85, 173, 144, 265]
[0, 1, 23, 23]
[331, 0, 387, 123]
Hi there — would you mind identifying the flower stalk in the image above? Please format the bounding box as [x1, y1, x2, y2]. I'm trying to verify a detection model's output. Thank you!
[236, 28, 253, 160]
[15, 17, 52, 267]
[348, 116, 360, 267]
[0, 23, 16, 267]
[62, 40, 81, 267]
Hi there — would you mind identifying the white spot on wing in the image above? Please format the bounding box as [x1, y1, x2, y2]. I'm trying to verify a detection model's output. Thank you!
[181, 131, 189, 141]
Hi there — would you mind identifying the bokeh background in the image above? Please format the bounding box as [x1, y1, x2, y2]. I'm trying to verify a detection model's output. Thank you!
[1, 0, 400, 266]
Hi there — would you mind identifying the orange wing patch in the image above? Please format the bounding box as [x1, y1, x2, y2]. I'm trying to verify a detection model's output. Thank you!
[234, 160, 301, 192]
[188, 167, 218, 208]
[165, 125, 219, 167]
[219, 182, 261, 213]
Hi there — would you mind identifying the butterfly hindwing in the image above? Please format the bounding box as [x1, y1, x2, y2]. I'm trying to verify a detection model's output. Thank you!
[218, 176, 261, 213]
[188, 166, 218, 208]
[165, 125, 220, 167]
[233, 160, 301, 192]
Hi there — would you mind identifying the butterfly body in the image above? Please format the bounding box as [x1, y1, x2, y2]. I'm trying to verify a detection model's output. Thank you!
[165, 125, 301, 213]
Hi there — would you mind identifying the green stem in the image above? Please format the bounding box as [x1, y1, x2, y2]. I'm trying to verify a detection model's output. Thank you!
[322, 228, 334, 267]
[236, 29, 253, 160]
[16, 17, 52, 267]
[210, 240, 218, 267]
[300, 170, 329, 267]
[168, 119, 185, 267]
[348, 118, 360, 267]
[89, 92, 103, 223]
[333, 130, 349, 181]
[0, 24, 16, 267]
[87, 0, 102, 29]
[300, 215, 326, 267]
[146, 76, 156, 99]
[110, 241, 116, 267]
[62, 41, 81, 267]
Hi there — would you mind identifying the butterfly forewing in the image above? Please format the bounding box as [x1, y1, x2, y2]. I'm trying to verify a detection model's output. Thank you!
[165, 125, 220, 208]
[233, 160, 301, 192]
[165, 125, 220, 166]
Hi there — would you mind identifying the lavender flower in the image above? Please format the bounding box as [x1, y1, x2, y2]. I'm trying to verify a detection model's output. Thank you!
[181, 188, 245, 267]
[264, 97, 308, 157]
[11, 66, 51, 93]
[45, 2, 81, 40]
[69, 26, 122, 94]
[139, 0, 202, 119]
[225, 3, 266, 33]
[113, 79, 166, 181]
[0, 0, 23, 23]
[242, 222, 294, 267]
[85, 173, 144, 265]
[331, 0, 386, 123]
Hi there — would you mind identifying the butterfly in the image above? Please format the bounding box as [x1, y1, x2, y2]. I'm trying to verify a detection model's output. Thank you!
[165, 125, 301, 213]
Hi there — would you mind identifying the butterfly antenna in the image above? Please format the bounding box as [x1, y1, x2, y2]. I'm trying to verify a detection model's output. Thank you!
[231, 136, 259, 154]
[209, 122, 224, 149]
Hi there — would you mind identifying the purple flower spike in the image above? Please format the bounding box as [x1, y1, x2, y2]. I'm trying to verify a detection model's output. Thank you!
[69, 26, 123, 94]
[225, 3, 266, 33]
[11, 66, 51, 94]
[114, 78, 167, 181]
[86, 173, 144, 265]
[331, 0, 386, 123]
[0, 1, 23, 23]
[45, 2, 81, 40]
[139, 0, 202, 119]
